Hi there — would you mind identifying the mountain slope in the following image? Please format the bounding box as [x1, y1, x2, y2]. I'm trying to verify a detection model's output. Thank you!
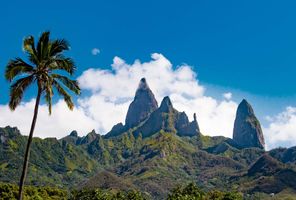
[0, 78, 294, 199]
[134, 96, 200, 138]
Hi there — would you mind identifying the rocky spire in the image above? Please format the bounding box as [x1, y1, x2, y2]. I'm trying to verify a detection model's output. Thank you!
[125, 78, 158, 129]
[134, 96, 176, 137]
[69, 130, 78, 137]
[135, 96, 201, 138]
[177, 113, 201, 137]
[159, 96, 173, 112]
[233, 99, 265, 149]
[80, 129, 98, 145]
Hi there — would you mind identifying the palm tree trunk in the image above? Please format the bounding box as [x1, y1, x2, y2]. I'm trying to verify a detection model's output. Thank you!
[18, 87, 42, 200]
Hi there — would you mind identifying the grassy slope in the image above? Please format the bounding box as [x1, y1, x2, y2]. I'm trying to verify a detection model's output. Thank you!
[1, 126, 296, 199]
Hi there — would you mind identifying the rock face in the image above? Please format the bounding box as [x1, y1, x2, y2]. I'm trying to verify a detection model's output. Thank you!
[70, 130, 78, 137]
[80, 130, 98, 145]
[233, 99, 265, 149]
[106, 78, 200, 138]
[135, 96, 201, 138]
[0, 126, 21, 144]
[177, 113, 200, 137]
[125, 78, 158, 129]
[104, 123, 125, 138]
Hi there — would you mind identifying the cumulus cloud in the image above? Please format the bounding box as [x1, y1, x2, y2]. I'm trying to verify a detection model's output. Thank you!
[78, 53, 238, 138]
[91, 48, 100, 55]
[1, 53, 295, 149]
[263, 106, 296, 149]
[0, 53, 239, 139]
[0, 53, 239, 138]
[223, 92, 232, 100]
[0, 100, 97, 138]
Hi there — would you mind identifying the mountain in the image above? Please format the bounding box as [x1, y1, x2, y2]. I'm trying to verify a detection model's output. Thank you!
[0, 78, 295, 199]
[234, 154, 296, 195]
[247, 154, 284, 176]
[134, 96, 200, 138]
[125, 78, 158, 129]
[105, 78, 200, 139]
[2, 125, 295, 199]
[0, 126, 99, 187]
[233, 99, 265, 149]
[105, 78, 158, 138]
[269, 146, 296, 164]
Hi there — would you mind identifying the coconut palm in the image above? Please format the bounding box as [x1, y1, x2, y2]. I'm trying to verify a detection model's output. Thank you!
[5, 31, 81, 200]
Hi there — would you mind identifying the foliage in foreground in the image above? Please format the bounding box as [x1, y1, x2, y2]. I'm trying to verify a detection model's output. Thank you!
[71, 189, 146, 200]
[0, 182, 244, 200]
[0, 182, 67, 200]
[167, 183, 243, 200]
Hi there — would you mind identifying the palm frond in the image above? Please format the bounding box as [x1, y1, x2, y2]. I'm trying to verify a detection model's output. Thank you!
[9, 75, 34, 110]
[51, 74, 80, 95]
[52, 80, 74, 110]
[23, 36, 39, 65]
[6, 31, 79, 114]
[49, 56, 76, 75]
[37, 31, 50, 61]
[49, 39, 69, 56]
[5, 58, 34, 82]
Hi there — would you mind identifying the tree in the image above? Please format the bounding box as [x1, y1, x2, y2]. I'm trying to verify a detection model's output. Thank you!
[5, 31, 81, 200]
[167, 183, 243, 200]
[167, 183, 205, 200]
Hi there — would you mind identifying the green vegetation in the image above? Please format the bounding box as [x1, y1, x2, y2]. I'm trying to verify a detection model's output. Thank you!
[0, 182, 245, 200]
[71, 189, 146, 200]
[1, 126, 296, 199]
[168, 183, 243, 200]
[4, 31, 81, 199]
[0, 182, 67, 200]
[0, 182, 146, 200]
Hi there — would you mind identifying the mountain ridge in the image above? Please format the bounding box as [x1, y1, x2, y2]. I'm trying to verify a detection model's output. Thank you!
[1, 78, 295, 199]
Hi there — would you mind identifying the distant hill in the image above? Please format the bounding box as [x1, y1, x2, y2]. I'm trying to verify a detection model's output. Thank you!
[1, 78, 296, 199]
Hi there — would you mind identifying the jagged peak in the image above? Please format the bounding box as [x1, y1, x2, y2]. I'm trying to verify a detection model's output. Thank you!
[233, 99, 265, 149]
[137, 77, 149, 90]
[80, 130, 98, 145]
[87, 129, 97, 136]
[193, 113, 197, 122]
[69, 130, 78, 137]
[125, 78, 158, 129]
[0, 126, 21, 137]
[237, 99, 255, 116]
[159, 96, 173, 112]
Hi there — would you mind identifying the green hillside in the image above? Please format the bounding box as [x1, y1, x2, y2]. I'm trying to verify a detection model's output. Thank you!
[1, 126, 296, 199]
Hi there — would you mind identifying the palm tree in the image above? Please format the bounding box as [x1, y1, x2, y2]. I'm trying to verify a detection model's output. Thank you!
[5, 31, 81, 200]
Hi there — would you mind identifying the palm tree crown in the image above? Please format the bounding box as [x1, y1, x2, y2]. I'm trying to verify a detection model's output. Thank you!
[5, 31, 80, 113]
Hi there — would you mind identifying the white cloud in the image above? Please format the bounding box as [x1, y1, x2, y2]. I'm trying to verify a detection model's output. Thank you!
[0, 100, 97, 138]
[91, 48, 100, 56]
[1, 53, 296, 149]
[78, 53, 238, 138]
[0, 53, 238, 139]
[263, 106, 296, 150]
[223, 92, 232, 100]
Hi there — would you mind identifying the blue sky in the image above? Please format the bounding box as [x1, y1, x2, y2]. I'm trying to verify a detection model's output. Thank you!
[1, 0, 296, 98]
[1, 1, 296, 148]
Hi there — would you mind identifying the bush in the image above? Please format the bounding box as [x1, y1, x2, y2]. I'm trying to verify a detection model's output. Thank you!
[168, 183, 243, 200]
[0, 182, 67, 200]
[70, 188, 146, 200]
[0, 182, 242, 200]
